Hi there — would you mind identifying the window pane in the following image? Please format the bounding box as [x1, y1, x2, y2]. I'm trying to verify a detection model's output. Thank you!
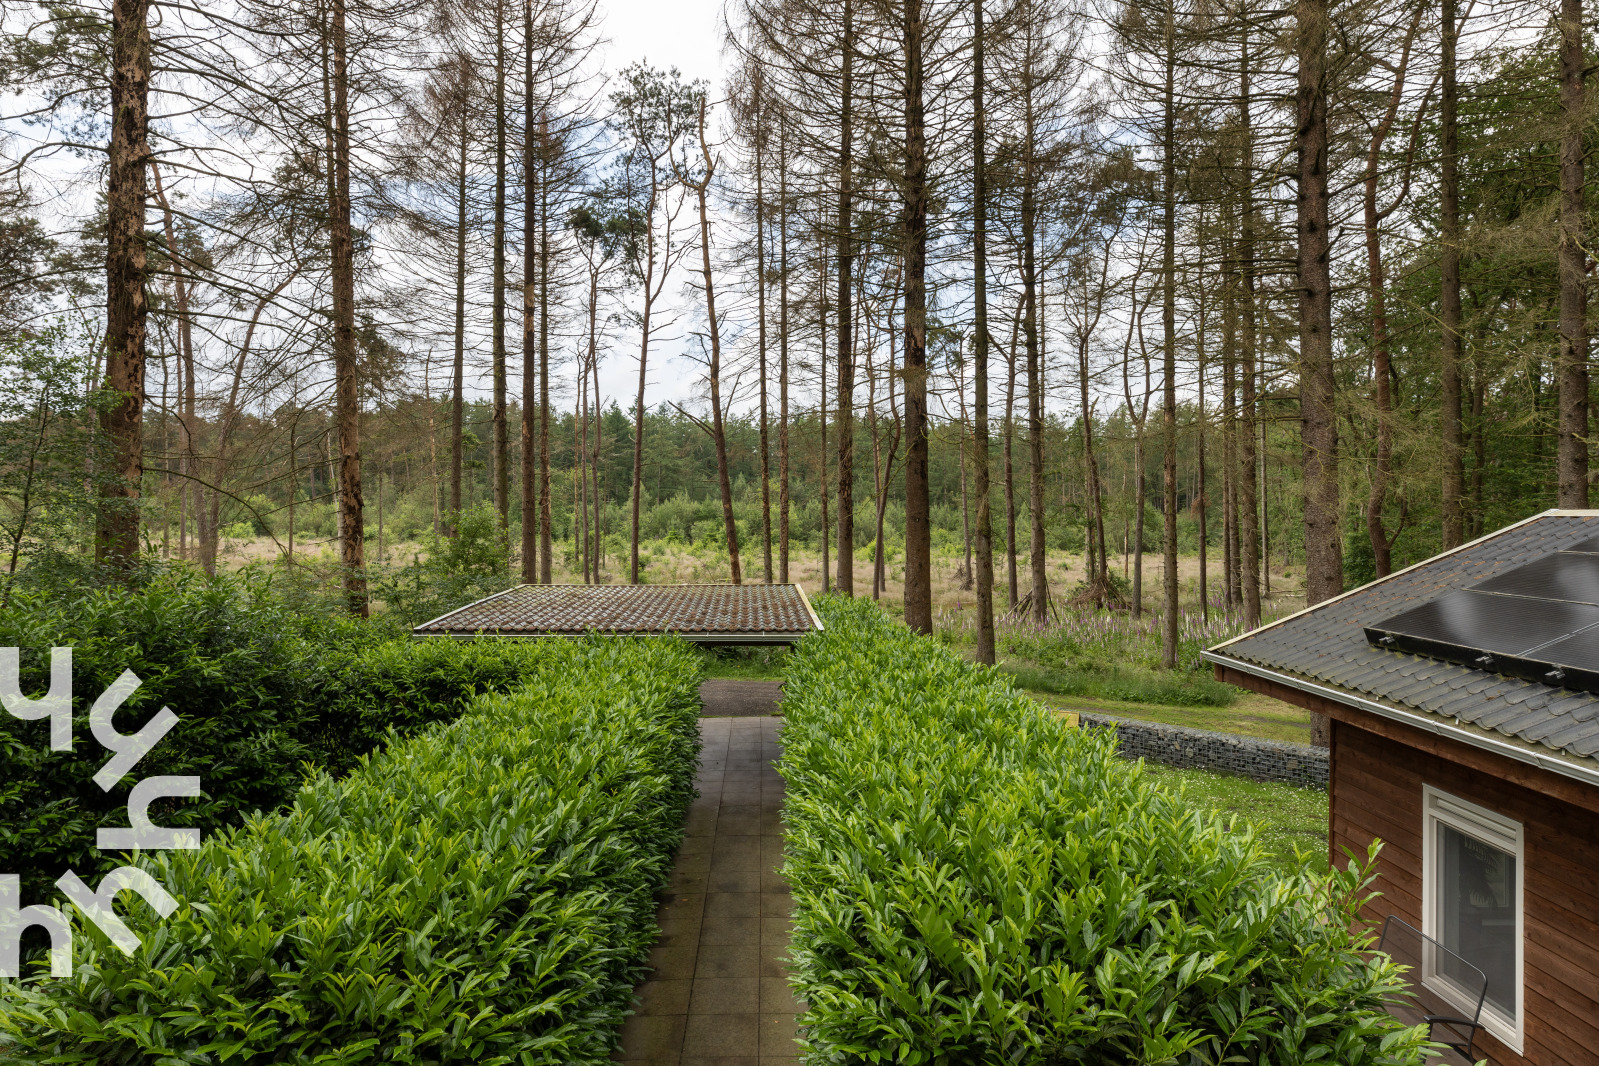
[1437, 822, 1517, 1019]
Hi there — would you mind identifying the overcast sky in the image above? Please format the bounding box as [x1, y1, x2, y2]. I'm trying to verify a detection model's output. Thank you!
[601, 0, 726, 85]
[584, 0, 731, 413]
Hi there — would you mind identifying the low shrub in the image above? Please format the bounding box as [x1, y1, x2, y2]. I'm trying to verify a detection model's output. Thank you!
[0, 635, 702, 1064]
[1, 571, 553, 899]
[780, 596, 1425, 1065]
[1001, 661, 1238, 707]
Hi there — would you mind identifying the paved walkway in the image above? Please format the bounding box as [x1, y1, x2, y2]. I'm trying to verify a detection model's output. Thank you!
[618, 710, 801, 1065]
[696, 680, 784, 718]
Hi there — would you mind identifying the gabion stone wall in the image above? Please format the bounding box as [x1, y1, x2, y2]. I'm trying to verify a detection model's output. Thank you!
[1078, 712, 1328, 790]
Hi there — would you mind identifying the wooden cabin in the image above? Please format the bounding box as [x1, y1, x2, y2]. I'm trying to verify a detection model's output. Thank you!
[1205, 510, 1599, 1066]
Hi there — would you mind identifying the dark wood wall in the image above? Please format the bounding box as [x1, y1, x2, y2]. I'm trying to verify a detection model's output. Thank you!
[1216, 662, 1599, 1066]
[1332, 721, 1599, 1066]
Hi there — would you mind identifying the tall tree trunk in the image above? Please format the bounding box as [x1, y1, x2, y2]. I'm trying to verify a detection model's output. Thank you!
[1023, 46, 1047, 625]
[902, 0, 932, 633]
[778, 121, 791, 582]
[820, 255, 830, 593]
[1297, 0, 1336, 752]
[591, 342, 603, 577]
[1363, 8, 1422, 576]
[520, 28, 538, 583]
[1004, 303, 1020, 607]
[1222, 240, 1239, 606]
[755, 98, 774, 582]
[538, 117, 553, 582]
[693, 102, 742, 583]
[492, 0, 510, 533]
[329, 0, 367, 615]
[1076, 334, 1107, 600]
[451, 98, 467, 533]
[1238, 27, 1262, 626]
[99, 0, 152, 568]
[630, 165, 664, 584]
[1558, 0, 1589, 507]
[1160, 17, 1179, 666]
[1439, 0, 1464, 546]
[836, 0, 856, 594]
[973, 0, 996, 661]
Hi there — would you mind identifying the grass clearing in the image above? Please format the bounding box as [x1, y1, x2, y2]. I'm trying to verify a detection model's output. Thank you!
[1024, 685, 1314, 744]
[1142, 763, 1330, 876]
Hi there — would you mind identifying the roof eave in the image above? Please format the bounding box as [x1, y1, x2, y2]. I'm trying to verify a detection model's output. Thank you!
[1203, 648, 1599, 791]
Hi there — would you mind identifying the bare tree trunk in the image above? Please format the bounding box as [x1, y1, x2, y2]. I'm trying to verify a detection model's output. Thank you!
[325, 0, 366, 613]
[902, 0, 932, 634]
[958, 361, 973, 590]
[1298, 0, 1337, 744]
[149, 163, 201, 567]
[577, 361, 589, 580]
[98, 0, 152, 568]
[1222, 242, 1239, 606]
[1363, 8, 1422, 576]
[451, 98, 467, 534]
[973, 0, 996, 662]
[778, 122, 791, 582]
[755, 99, 774, 582]
[1076, 334, 1107, 599]
[1296, 0, 1340, 611]
[491, 0, 510, 534]
[1439, 0, 1464, 546]
[1558, 0, 1589, 507]
[538, 117, 553, 583]
[691, 101, 742, 583]
[520, 31, 538, 582]
[835, 0, 856, 595]
[1160, 18, 1179, 666]
[591, 343, 603, 578]
[1023, 61, 1047, 626]
[820, 255, 830, 593]
[1004, 303, 1020, 607]
[1238, 30, 1262, 626]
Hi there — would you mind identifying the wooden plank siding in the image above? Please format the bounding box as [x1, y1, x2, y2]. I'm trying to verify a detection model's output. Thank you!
[1217, 666, 1599, 1066]
[1332, 720, 1599, 1065]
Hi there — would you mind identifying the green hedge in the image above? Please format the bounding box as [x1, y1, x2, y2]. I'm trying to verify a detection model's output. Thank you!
[0, 635, 702, 1064]
[0, 572, 553, 898]
[780, 597, 1425, 1065]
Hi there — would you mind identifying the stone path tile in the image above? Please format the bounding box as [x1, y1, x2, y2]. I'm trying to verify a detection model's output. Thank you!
[618, 716, 801, 1066]
[698, 680, 784, 717]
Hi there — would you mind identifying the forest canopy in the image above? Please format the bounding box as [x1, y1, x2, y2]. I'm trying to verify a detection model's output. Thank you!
[2, 0, 1596, 682]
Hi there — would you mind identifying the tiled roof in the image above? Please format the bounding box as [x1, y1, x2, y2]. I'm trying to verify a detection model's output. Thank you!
[413, 583, 822, 641]
[1208, 512, 1599, 766]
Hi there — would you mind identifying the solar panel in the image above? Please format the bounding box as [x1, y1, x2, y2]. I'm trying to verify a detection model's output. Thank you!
[1474, 550, 1599, 604]
[1366, 544, 1599, 694]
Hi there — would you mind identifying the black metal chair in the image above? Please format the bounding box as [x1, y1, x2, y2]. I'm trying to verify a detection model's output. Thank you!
[1377, 915, 1488, 1064]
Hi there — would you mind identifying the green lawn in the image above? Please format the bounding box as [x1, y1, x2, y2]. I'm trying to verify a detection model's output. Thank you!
[1142, 763, 1330, 876]
[1022, 685, 1313, 744]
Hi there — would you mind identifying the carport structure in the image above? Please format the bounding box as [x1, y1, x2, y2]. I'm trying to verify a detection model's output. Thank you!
[412, 582, 823, 645]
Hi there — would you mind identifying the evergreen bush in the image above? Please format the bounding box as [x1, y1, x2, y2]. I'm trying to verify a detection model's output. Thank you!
[780, 597, 1425, 1064]
[0, 636, 702, 1064]
[0, 569, 551, 898]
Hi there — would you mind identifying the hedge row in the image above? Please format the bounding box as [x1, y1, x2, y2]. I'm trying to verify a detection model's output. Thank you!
[1, 573, 554, 897]
[0, 635, 703, 1064]
[780, 597, 1426, 1065]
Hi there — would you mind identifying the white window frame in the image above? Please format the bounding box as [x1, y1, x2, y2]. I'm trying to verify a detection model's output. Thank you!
[1421, 785, 1525, 1054]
